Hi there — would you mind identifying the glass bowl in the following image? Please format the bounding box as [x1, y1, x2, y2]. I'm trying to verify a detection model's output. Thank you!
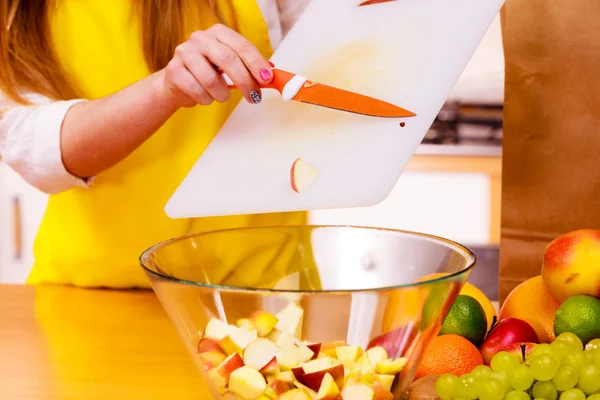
[140, 225, 476, 400]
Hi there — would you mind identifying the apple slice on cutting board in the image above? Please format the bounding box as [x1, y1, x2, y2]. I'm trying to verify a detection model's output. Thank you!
[290, 158, 320, 193]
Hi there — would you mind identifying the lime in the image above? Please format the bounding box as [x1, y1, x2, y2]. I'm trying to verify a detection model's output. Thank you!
[439, 294, 488, 346]
[554, 295, 600, 345]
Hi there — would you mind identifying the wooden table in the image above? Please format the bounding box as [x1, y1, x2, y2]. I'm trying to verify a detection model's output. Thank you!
[0, 284, 209, 399]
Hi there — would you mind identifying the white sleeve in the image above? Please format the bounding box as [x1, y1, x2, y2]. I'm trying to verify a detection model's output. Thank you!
[0, 93, 90, 194]
[276, 0, 312, 37]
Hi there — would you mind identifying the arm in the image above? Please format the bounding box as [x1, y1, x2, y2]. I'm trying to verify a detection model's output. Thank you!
[1, 24, 274, 186]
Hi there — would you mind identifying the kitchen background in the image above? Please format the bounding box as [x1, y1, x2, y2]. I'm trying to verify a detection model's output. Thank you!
[0, 17, 505, 298]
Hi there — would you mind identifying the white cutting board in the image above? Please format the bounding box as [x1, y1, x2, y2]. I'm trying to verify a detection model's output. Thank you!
[166, 0, 505, 218]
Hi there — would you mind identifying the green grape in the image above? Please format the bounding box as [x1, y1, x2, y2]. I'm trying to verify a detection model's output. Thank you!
[478, 378, 505, 400]
[552, 340, 579, 363]
[584, 349, 597, 364]
[458, 374, 479, 399]
[490, 371, 512, 394]
[505, 390, 531, 400]
[577, 365, 600, 394]
[553, 366, 579, 391]
[556, 332, 584, 351]
[531, 344, 555, 360]
[530, 353, 560, 381]
[472, 365, 493, 379]
[586, 339, 600, 351]
[559, 388, 586, 400]
[508, 363, 535, 391]
[563, 353, 588, 371]
[436, 373, 459, 400]
[491, 351, 520, 373]
[586, 394, 600, 400]
[532, 380, 558, 400]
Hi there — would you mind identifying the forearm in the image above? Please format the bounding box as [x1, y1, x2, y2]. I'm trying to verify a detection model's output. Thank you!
[60, 70, 178, 179]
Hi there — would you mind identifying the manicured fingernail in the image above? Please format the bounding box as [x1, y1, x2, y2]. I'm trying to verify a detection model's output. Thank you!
[249, 90, 262, 104]
[260, 68, 272, 81]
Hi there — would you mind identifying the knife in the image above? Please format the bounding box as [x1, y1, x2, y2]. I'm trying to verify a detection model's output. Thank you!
[219, 62, 416, 118]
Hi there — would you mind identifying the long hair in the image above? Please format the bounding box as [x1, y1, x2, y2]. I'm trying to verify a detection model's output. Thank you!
[0, 0, 232, 105]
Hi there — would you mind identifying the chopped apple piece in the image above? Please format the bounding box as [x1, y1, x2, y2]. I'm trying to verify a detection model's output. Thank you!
[276, 343, 314, 370]
[303, 363, 344, 393]
[243, 338, 279, 371]
[304, 342, 322, 360]
[220, 327, 258, 356]
[275, 303, 304, 339]
[265, 379, 295, 398]
[365, 347, 388, 368]
[260, 357, 279, 375]
[248, 310, 279, 337]
[279, 388, 313, 400]
[356, 354, 376, 375]
[207, 353, 244, 390]
[293, 381, 319, 398]
[336, 346, 363, 363]
[204, 318, 232, 340]
[257, 396, 271, 400]
[229, 366, 267, 399]
[371, 381, 393, 400]
[301, 357, 333, 374]
[290, 158, 320, 193]
[198, 338, 223, 354]
[292, 366, 307, 386]
[277, 332, 300, 348]
[375, 358, 406, 375]
[373, 375, 395, 391]
[317, 373, 341, 400]
[275, 371, 295, 382]
[267, 329, 283, 343]
[321, 341, 347, 358]
[341, 382, 375, 400]
[236, 318, 254, 330]
[199, 351, 226, 370]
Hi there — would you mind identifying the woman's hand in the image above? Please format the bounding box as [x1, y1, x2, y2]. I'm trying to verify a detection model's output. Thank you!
[161, 24, 274, 108]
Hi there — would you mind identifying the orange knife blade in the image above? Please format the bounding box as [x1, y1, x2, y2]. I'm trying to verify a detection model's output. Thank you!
[219, 63, 416, 118]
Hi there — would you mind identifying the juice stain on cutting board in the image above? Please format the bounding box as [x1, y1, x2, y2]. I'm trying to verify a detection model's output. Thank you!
[266, 40, 387, 135]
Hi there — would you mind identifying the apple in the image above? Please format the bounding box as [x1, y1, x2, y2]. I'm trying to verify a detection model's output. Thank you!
[199, 352, 227, 370]
[336, 346, 363, 363]
[260, 357, 279, 375]
[243, 338, 279, 371]
[305, 342, 322, 360]
[274, 371, 295, 383]
[364, 347, 389, 368]
[367, 325, 417, 359]
[292, 366, 308, 386]
[198, 338, 223, 354]
[303, 363, 344, 393]
[290, 158, 320, 193]
[248, 310, 279, 337]
[373, 374, 395, 391]
[229, 366, 267, 399]
[276, 343, 315, 370]
[264, 379, 294, 398]
[541, 229, 600, 302]
[279, 388, 313, 400]
[317, 372, 341, 400]
[207, 353, 244, 390]
[372, 381, 393, 400]
[341, 382, 375, 400]
[375, 358, 407, 375]
[276, 303, 304, 339]
[204, 318, 232, 340]
[500, 342, 537, 362]
[220, 326, 258, 356]
[480, 318, 540, 364]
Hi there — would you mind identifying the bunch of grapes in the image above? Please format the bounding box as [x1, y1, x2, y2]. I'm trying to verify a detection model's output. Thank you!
[435, 333, 600, 400]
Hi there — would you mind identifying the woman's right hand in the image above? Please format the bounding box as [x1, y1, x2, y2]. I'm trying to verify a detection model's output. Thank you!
[160, 24, 274, 108]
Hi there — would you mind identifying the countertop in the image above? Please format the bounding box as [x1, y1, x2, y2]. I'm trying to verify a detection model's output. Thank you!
[0, 284, 207, 400]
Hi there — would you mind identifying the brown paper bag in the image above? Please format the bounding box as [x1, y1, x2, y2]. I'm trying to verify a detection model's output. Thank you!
[499, 0, 600, 302]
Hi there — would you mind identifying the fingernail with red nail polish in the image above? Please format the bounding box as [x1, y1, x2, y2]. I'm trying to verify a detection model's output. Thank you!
[260, 68, 272, 81]
[249, 90, 262, 104]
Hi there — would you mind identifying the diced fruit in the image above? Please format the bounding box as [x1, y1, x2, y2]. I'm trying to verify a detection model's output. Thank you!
[265, 379, 294, 398]
[278, 388, 313, 400]
[305, 342, 322, 360]
[276, 303, 304, 339]
[365, 347, 389, 368]
[336, 346, 363, 363]
[204, 318, 232, 340]
[290, 158, 320, 193]
[208, 353, 244, 390]
[373, 375, 395, 391]
[275, 371, 295, 382]
[198, 338, 223, 354]
[243, 338, 279, 371]
[317, 372, 341, 400]
[376, 357, 407, 375]
[199, 351, 227, 370]
[229, 366, 267, 399]
[367, 326, 417, 359]
[304, 363, 344, 393]
[236, 318, 254, 330]
[292, 366, 307, 386]
[322, 341, 347, 358]
[249, 310, 279, 337]
[341, 382, 375, 400]
[302, 357, 334, 374]
[276, 343, 314, 370]
[220, 327, 258, 356]
[277, 332, 300, 348]
[260, 357, 279, 375]
[371, 381, 393, 400]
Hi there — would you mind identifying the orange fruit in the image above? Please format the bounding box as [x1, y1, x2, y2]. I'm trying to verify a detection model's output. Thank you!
[499, 275, 561, 343]
[415, 334, 483, 379]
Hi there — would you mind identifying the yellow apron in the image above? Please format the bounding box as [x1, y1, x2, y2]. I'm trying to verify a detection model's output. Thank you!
[27, 0, 306, 288]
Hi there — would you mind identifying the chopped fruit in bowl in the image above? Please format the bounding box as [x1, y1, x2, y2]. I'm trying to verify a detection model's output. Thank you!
[139, 225, 476, 399]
